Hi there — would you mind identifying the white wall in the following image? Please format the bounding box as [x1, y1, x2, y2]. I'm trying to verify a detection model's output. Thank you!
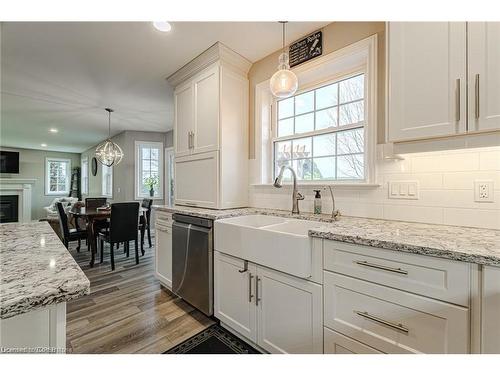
[249, 146, 500, 230]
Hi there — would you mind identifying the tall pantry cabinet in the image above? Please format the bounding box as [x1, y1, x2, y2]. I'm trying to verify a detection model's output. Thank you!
[167, 42, 251, 209]
[387, 22, 500, 142]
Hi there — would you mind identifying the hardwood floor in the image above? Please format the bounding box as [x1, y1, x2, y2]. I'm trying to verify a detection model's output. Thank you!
[66, 239, 214, 354]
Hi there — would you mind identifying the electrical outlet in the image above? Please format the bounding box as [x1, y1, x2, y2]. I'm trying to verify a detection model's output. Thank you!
[388, 181, 419, 200]
[474, 180, 494, 202]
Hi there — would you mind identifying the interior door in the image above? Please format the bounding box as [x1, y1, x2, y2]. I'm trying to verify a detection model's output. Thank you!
[214, 251, 257, 342]
[468, 22, 500, 132]
[256, 265, 323, 354]
[193, 64, 219, 154]
[174, 82, 193, 157]
[388, 22, 467, 141]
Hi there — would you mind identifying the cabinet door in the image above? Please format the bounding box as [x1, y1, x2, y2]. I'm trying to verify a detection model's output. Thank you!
[155, 223, 172, 289]
[174, 82, 194, 157]
[388, 22, 467, 142]
[482, 265, 500, 353]
[193, 65, 220, 154]
[256, 266, 323, 354]
[324, 327, 382, 354]
[468, 22, 500, 132]
[174, 151, 218, 208]
[214, 251, 257, 342]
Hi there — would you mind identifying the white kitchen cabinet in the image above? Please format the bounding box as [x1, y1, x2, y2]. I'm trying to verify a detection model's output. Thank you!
[324, 327, 382, 354]
[324, 271, 469, 354]
[468, 22, 500, 132]
[481, 265, 500, 353]
[256, 265, 323, 354]
[387, 22, 467, 142]
[168, 43, 250, 209]
[214, 251, 323, 354]
[214, 252, 257, 342]
[174, 82, 194, 157]
[154, 213, 172, 289]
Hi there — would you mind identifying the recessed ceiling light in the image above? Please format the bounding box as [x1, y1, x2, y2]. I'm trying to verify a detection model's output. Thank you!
[153, 22, 172, 32]
[41, 143, 47, 147]
[49, 128, 58, 133]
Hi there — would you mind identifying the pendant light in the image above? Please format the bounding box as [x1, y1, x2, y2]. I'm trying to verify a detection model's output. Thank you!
[95, 108, 124, 167]
[270, 21, 298, 99]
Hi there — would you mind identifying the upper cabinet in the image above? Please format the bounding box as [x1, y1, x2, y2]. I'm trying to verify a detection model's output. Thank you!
[387, 22, 500, 143]
[168, 42, 251, 209]
[468, 22, 500, 132]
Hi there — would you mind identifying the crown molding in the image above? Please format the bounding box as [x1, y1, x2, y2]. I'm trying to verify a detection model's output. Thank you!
[167, 42, 252, 87]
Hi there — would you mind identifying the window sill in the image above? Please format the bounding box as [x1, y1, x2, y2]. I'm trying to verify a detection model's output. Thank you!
[251, 182, 380, 188]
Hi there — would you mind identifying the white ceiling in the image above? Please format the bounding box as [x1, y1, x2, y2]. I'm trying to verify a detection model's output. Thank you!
[0, 21, 328, 153]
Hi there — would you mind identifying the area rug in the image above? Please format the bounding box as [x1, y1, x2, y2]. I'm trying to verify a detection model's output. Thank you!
[165, 325, 261, 354]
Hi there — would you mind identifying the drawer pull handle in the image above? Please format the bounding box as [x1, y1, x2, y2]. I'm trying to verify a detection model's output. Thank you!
[354, 310, 409, 334]
[248, 273, 254, 302]
[355, 260, 408, 275]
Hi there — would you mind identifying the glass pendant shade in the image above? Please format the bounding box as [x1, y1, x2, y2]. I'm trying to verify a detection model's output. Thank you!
[270, 23, 298, 99]
[95, 139, 123, 167]
[95, 108, 124, 167]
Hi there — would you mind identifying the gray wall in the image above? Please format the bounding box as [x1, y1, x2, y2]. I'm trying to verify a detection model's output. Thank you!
[0, 147, 81, 219]
[81, 130, 173, 204]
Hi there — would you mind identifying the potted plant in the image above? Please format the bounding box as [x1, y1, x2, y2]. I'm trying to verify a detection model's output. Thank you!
[144, 175, 159, 197]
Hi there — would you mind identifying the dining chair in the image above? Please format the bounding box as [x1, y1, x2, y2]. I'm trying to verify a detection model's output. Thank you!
[98, 202, 140, 271]
[56, 202, 87, 251]
[139, 198, 153, 253]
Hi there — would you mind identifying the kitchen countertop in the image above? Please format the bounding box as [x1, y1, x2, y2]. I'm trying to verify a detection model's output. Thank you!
[153, 205, 500, 266]
[0, 221, 90, 319]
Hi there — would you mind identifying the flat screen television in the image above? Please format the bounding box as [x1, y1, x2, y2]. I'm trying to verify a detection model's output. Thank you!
[0, 151, 20, 174]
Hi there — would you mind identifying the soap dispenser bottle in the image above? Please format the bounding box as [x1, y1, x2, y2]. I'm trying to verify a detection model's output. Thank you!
[313, 189, 322, 214]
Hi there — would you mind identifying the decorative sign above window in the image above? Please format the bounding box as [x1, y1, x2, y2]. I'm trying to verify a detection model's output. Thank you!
[289, 30, 322, 68]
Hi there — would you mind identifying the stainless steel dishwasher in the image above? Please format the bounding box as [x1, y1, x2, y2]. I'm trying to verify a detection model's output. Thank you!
[172, 213, 213, 316]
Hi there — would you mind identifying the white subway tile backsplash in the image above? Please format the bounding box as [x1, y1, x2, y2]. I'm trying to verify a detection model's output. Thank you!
[480, 150, 500, 171]
[411, 152, 480, 173]
[443, 208, 500, 230]
[443, 171, 500, 190]
[383, 204, 443, 225]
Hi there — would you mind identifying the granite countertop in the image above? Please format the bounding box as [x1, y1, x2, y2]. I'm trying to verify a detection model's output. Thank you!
[153, 205, 500, 266]
[0, 221, 90, 319]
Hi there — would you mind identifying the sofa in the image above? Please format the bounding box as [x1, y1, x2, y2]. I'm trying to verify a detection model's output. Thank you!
[44, 197, 79, 220]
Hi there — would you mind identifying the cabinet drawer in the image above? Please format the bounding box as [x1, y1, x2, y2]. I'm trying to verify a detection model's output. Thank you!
[323, 240, 470, 306]
[324, 271, 469, 353]
[324, 327, 382, 354]
[156, 212, 173, 226]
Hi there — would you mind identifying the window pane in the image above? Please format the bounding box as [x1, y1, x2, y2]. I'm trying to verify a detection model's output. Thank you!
[312, 157, 336, 180]
[295, 91, 314, 115]
[295, 113, 314, 134]
[150, 148, 159, 160]
[337, 154, 364, 180]
[142, 159, 151, 172]
[315, 83, 338, 110]
[278, 118, 294, 137]
[313, 133, 335, 157]
[339, 75, 364, 103]
[292, 137, 312, 159]
[150, 160, 159, 171]
[275, 140, 291, 162]
[142, 147, 151, 159]
[293, 159, 312, 180]
[337, 128, 364, 155]
[278, 97, 294, 119]
[316, 108, 338, 130]
[339, 101, 364, 126]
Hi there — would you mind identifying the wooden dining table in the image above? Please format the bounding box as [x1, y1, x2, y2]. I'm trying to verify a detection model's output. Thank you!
[69, 206, 147, 267]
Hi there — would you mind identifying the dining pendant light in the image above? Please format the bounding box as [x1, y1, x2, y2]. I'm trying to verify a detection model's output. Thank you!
[270, 21, 298, 99]
[95, 108, 124, 167]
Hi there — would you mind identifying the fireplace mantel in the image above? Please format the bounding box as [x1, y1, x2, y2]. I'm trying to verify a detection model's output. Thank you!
[0, 178, 36, 223]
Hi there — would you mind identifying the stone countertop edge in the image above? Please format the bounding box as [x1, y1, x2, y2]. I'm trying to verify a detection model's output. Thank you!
[0, 221, 90, 320]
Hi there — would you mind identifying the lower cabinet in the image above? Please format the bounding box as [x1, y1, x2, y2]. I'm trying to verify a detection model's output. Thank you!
[482, 265, 500, 353]
[155, 220, 172, 289]
[214, 251, 323, 354]
[324, 327, 382, 354]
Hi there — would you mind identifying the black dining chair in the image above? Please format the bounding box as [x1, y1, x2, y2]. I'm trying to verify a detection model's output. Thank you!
[56, 202, 87, 251]
[98, 202, 140, 271]
[139, 198, 153, 253]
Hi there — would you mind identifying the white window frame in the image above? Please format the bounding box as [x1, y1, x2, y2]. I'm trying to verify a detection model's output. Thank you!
[45, 157, 72, 196]
[252, 35, 378, 186]
[101, 164, 113, 198]
[272, 71, 367, 183]
[135, 141, 164, 200]
[81, 156, 89, 195]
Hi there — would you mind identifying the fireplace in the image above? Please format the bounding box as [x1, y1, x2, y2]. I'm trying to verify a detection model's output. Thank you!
[0, 195, 19, 223]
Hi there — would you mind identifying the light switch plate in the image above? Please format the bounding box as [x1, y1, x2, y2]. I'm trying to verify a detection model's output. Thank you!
[388, 181, 419, 200]
[474, 180, 494, 202]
